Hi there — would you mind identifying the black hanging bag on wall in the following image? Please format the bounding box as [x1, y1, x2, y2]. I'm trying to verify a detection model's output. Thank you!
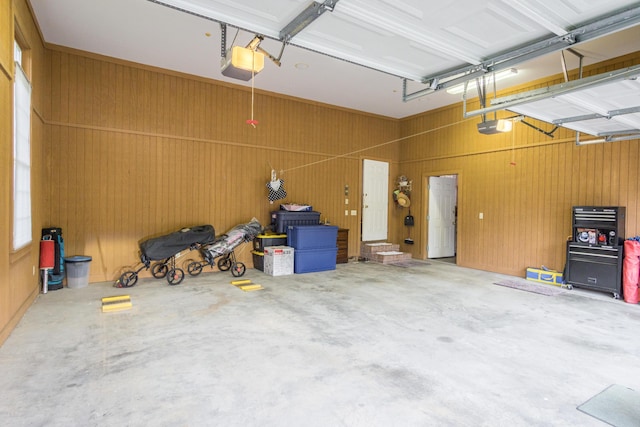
[404, 214, 414, 227]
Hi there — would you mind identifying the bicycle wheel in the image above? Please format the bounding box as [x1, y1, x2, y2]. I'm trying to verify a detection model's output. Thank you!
[151, 262, 169, 278]
[231, 262, 246, 277]
[118, 271, 138, 288]
[167, 268, 185, 285]
[187, 261, 203, 276]
[217, 256, 232, 271]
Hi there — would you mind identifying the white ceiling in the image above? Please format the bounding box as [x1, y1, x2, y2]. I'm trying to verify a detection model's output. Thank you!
[28, 0, 640, 119]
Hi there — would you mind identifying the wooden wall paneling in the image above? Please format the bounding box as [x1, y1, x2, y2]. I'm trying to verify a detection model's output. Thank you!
[67, 53, 79, 125]
[538, 144, 551, 267]
[510, 147, 525, 271]
[539, 143, 552, 268]
[87, 58, 98, 128]
[592, 144, 604, 205]
[84, 129, 99, 277]
[550, 142, 564, 267]
[580, 145, 594, 205]
[76, 55, 87, 125]
[0, 75, 11, 337]
[609, 141, 621, 204]
[617, 141, 631, 235]
[559, 142, 572, 242]
[569, 142, 581, 209]
[552, 142, 567, 266]
[0, 0, 11, 76]
[601, 142, 613, 205]
[50, 51, 61, 122]
[496, 151, 510, 270]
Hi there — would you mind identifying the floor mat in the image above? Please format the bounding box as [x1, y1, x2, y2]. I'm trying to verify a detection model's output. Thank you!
[388, 261, 430, 268]
[577, 384, 640, 427]
[492, 279, 565, 296]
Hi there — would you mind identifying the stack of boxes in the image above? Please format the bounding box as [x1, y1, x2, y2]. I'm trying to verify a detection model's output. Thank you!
[287, 225, 338, 273]
[252, 233, 287, 272]
[254, 212, 339, 275]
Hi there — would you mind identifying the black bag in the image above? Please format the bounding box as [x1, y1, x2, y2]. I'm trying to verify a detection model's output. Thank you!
[139, 225, 215, 262]
[404, 214, 414, 227]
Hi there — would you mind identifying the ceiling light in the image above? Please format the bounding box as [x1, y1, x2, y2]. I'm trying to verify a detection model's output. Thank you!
[221, 46, 265, 81]
[447, 68, 519, 95]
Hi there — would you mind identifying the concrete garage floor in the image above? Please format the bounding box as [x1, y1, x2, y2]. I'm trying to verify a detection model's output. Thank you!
[1, 259, 639, 426]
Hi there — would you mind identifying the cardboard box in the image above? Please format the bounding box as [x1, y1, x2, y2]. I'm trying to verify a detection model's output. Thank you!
[526, 267, 563, 286]
[263, 246, 294, 276]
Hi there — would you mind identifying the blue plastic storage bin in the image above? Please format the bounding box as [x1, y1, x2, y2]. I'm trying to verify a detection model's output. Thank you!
[271, 211, 321, 233]
[287, 225, 338, 250]
[294, 247, 338, 273]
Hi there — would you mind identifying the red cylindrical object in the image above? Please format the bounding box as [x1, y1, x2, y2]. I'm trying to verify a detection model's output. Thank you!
[40, 239, 55, 269]
[623, 240, 640, 304]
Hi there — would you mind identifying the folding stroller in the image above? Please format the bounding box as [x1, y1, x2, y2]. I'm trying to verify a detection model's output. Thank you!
[187, 218, 262, 278]
[117, 225, 215, 287]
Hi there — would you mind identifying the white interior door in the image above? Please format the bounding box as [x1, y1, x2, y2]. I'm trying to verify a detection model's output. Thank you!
[427, 175, 457, 258]
[362, 159, 389, 241]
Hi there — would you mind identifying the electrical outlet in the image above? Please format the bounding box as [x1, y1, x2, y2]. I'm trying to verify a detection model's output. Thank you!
[479, 212, 484, 220]
[351, 210, 357, 216]
[345, 210, 348, 216]
[345, 198, 349, 204]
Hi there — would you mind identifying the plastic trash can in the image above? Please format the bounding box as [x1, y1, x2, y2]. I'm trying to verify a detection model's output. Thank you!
[64, 256, 92, 289]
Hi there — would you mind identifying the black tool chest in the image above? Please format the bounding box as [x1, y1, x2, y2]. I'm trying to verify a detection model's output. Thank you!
[565, 206, 625, 299]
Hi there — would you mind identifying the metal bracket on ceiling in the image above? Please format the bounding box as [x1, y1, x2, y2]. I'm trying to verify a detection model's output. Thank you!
[519, 118, 558, 138]
[279, 0, 340, 43]
[561, 48, 584, 82]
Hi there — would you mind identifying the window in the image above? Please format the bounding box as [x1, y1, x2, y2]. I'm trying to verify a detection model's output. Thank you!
[13, 40, 32, 250]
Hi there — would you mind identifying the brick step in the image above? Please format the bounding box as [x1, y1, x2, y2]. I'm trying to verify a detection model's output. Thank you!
[361, 242, 400, 257]
[368, 251, 413, 264]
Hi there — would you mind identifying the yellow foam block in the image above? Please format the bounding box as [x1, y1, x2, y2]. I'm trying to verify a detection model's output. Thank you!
[102, 295, 130, 303]
[238, 284, 263, 292]
[231, 279, 252, 285]
[101, 295, 132, 312]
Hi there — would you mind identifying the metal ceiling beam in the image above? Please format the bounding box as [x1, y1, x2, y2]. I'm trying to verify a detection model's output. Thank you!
[404, 5, 640, 102]
[600, 129, 640, 137]
[462, 64, 640, 118]
[279, 0, 339, 43]
[553, 106, 640, 125]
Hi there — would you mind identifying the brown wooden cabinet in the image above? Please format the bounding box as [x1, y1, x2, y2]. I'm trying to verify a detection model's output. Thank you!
[337, 228, 349, 264]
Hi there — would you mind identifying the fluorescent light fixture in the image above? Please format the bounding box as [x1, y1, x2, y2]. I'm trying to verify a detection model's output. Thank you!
[221, 46, 265, 81]
[477, 119, 513, 135]
[447, 68, 519, 95]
